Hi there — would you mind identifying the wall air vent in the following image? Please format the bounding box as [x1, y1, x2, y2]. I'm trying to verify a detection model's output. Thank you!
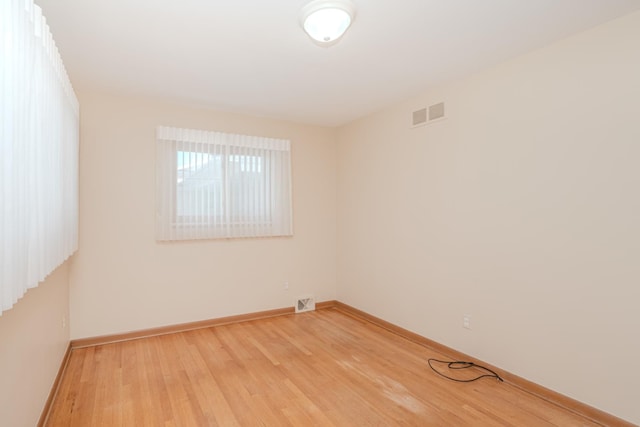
[295, 295, 315, 313]
[429, 102, 445, 121]
[411, 102, 446, 128]
[412, 108, 428, 127]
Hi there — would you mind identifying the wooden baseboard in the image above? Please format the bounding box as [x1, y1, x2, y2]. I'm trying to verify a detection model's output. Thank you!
[38, 342, 72, 427]
[314, 300, 337, 310]
[71, 300, 338, 349]
[333, 301, 635, 427]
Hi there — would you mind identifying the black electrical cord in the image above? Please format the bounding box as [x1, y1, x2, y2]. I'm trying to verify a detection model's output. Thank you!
[428, 358, 504, 383]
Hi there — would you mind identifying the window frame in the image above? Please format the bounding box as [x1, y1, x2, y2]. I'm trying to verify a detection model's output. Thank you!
[156, 126, 293, 241]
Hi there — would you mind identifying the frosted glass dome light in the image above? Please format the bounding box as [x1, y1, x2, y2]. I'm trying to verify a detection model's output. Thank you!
[300, 0, 356, 46]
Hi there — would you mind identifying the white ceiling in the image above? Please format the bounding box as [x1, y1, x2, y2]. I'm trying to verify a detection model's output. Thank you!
[36, 0, 640, 127]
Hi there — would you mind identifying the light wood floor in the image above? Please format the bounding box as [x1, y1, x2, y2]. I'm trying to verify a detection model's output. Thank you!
[46, 308, 600, 426]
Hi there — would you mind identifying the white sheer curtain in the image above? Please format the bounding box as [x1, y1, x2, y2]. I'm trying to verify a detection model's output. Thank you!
[0, 0, 79, 314]
[156, 126, 292, 240]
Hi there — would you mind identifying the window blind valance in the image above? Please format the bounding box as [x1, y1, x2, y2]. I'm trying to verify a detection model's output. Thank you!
[157, 126, 290, 151]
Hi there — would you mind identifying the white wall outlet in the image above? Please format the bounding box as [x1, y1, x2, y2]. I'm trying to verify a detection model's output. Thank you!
[463, 314, 471, 329]
[62, 315, 67, 329]
[284, 281, 289, 291]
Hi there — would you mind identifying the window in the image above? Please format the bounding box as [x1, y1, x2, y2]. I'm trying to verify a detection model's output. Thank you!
[156, 126, 293, 240]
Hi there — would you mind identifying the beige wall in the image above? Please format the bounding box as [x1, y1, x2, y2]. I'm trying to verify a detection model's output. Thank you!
[0, 262, 70, 427]
[70, 91, 337, 339]
[337, 11, 640, 425]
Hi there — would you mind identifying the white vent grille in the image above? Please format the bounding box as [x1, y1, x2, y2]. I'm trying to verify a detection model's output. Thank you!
[295, 295, 315, 313]
[411, 102, 446, 128]
[412, 108, 427, 127]
[429, 102, 445, 121]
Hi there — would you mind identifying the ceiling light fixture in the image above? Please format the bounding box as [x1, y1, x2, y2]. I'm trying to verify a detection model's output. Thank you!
[300, 0, 356, 47]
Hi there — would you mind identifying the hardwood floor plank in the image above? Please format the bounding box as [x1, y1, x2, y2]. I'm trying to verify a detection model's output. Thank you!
[47, 309, 604, 426]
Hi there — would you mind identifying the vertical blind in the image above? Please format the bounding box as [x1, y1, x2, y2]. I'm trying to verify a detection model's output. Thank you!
[156, 126, 293, 240]
[0, 0, 79, 314]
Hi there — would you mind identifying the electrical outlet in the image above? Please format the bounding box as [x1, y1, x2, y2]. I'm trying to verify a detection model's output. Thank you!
[62, 315, 67, 329]
[463, 314, 471, 329]
[284, 281, 289, 291]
